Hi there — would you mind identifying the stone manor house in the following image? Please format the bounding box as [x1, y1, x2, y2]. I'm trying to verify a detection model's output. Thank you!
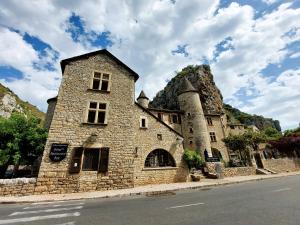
[39, 49, 244, 193]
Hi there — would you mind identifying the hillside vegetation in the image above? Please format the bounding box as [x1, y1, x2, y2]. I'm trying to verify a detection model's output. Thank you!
[0, 83, 45, 122]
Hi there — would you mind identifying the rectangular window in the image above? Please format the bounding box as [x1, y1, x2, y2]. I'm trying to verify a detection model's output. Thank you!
[82, 148, 100, 171]
[172, 114, 178, 123]
[81, 148, 110, 172]
[91, 71, 111, 91]
[209, 132, 217, 142]
[207, 117, 213, 126]
[157, 134, 162, 140]
[140, 116, 148, 128]
[141, 118, 146, 127]
[87, 102, 108, 124]
[158, 113, 163, 121]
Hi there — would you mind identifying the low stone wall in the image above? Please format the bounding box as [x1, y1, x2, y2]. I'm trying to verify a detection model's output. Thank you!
[223, 167, 256, 177]
[0, 178, 36, 196]
[263, 158, 300, 173]
[134, 167, 188, 186]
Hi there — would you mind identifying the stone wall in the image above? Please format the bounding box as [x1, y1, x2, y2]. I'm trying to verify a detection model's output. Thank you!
[263, 158, 300, 172]
[206, 162, 256, 177]
[133, 105, 188, 186]
[0, 178, 36, 196]
[206, 114, 229, 162]
[38, 53, 137, 194]
[223, 167, 256, 177]
[136, 168, 184, 186]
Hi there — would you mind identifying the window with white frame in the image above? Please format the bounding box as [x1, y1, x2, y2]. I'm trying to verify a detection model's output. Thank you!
[140, 116, 148, 128]
[86, 101, 108, 124]
[91, 71, 111, 91]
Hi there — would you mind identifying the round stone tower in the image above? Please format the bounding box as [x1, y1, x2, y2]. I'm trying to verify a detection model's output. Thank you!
[178, 77, 212, 157]
[137, 90, 149, 108]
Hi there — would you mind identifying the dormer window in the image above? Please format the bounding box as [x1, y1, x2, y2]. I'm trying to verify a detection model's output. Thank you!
[92, 71, 111, 92]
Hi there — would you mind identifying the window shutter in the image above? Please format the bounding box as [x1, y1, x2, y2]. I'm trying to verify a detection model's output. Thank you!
[98, 148, 109, 173]
[69, 147, 83, 174]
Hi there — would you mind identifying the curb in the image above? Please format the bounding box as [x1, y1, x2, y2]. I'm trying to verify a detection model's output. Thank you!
[1, 172, 299, 204]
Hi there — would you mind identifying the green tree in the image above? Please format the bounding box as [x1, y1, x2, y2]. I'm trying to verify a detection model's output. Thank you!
[183, 149, 204, 169]
[0, 113, 47, 178]
[263, 127, 282, 140]
[223, 134, 249, 165]
[244, 130, 266, 152]
[223, 131, 267, 166]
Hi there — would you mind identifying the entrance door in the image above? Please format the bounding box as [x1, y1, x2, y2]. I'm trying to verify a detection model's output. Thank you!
[254, 153, 264, 168]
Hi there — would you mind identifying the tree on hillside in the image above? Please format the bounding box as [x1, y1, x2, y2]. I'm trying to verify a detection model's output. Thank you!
[0, 113, 48, 178]
[263, 127, 282, 140]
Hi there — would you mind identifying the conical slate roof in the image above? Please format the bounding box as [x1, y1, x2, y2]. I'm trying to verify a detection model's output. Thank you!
[178, 77, 198, 95]
[137, 90, 149, 99]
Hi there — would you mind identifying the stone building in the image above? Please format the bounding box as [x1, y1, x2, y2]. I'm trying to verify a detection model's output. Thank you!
[39, 49, 235, 193]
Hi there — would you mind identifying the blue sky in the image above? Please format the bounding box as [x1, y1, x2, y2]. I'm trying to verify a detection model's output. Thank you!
[0, 0, 299, 130]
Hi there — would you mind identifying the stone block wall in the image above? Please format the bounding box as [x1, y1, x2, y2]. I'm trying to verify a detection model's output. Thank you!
[206, 114, 229, 162]
[135, 168, 185, 186]
[133, 105, 189, 186]
[38, 53, 137, 194]
[0, 178, 36, 196]
[223, 167, 256, 177]
[263, 158, 300, 172]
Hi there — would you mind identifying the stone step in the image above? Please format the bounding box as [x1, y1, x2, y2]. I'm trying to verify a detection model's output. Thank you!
[256, 168, 271, 175]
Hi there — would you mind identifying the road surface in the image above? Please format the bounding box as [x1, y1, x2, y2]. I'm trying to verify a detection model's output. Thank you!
[0, 174, 299, 225]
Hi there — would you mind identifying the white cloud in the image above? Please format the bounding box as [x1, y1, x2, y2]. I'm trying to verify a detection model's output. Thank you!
[262, 0, 278, 5]
[240, 69, 300, 130]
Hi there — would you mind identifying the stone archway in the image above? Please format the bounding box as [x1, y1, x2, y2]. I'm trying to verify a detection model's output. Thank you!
[211, 148, 223, 160]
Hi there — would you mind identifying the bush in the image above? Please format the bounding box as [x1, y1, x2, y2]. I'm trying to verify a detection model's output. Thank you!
[183, 149, 204, 169]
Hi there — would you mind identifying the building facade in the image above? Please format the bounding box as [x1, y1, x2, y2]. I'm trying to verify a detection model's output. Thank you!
[39, 50, 234, 193]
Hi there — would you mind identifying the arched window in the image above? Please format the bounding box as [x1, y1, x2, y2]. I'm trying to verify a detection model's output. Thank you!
[144, 149, 176, 168]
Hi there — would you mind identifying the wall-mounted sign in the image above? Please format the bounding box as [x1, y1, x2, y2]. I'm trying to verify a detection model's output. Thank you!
[49, 143, 68, 162]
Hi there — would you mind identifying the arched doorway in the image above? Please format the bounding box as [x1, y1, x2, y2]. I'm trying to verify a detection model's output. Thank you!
[144, 149, 176, 168]
[211, 148, 223, 160]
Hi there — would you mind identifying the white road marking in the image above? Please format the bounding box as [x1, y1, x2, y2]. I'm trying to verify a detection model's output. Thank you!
[31, 200, 84, 205]
[0, 212, 80, 224]
[54, 222, 75, 225]
[10, 206, 83, 216]
[166, 202, 205, 209]
[271, 188, 291, 193]
[23, 202, 85, 209]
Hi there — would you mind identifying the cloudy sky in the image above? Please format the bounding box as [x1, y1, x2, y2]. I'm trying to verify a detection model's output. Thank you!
[0, 0, 299, 130]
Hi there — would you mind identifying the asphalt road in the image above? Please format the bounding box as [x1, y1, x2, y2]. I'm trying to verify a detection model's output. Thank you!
[0, 175, 299, 225]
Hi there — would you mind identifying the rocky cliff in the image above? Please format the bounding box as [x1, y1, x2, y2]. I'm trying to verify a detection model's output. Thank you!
[150, 65, 224, 114]
[0, 83, 45, 121]
[150, 65, 281, 131]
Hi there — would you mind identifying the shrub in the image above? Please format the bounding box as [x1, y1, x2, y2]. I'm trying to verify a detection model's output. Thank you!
[183, 149, 204, 169]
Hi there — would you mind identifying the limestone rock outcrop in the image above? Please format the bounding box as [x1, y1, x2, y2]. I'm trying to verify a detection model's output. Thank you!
[150, 65, 223, 114]
[0, 83, 44, 120]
